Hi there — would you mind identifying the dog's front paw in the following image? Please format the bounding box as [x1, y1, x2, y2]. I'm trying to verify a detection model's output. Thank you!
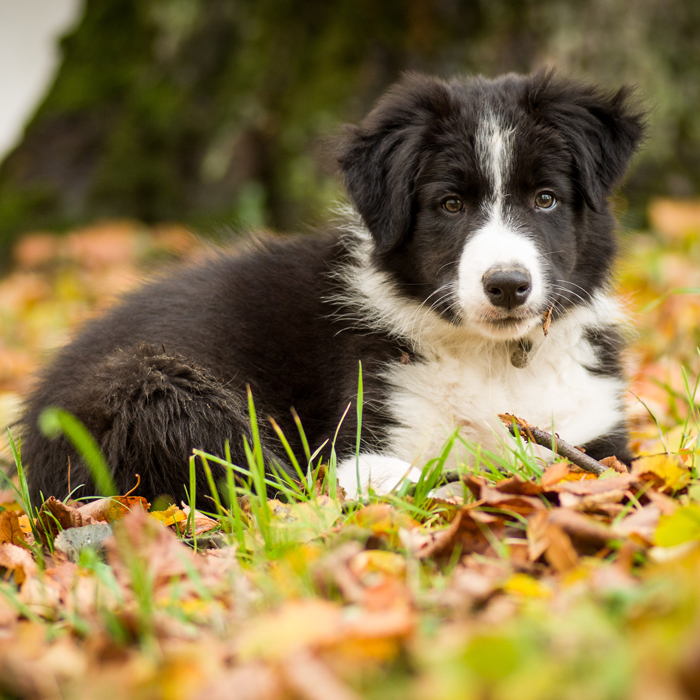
[337, 454, 421, 499]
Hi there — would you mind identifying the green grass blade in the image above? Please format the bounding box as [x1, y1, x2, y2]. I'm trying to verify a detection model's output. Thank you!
[355, 361, 363, 497]
[269, 417, 307, 490]
[291, 407, 311, 465]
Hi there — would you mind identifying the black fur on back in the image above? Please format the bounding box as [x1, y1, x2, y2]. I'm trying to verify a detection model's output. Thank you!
[21, 236, 410, 507]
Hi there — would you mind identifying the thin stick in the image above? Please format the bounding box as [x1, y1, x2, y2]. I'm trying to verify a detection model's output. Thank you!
[123, 474, 141, 498]
[404, 469, 463, 498]
[498, 413, 607, 475]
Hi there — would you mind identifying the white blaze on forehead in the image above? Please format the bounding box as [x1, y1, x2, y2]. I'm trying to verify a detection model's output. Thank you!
[456, 111, 546, 339]
[476, 111, 513, 206]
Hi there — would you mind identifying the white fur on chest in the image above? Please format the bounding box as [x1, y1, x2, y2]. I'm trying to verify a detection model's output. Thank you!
[382, 304, 625, 467]
[330, 212, 627, 473]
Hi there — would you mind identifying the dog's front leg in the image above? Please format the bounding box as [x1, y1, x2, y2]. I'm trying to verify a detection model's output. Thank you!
[336, 454, 422, 499]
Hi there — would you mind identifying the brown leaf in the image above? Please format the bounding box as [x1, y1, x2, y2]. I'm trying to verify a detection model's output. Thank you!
[527, 511, 551, 562]
[547, 508, 616, 551]
[194, 663, 284, 700]
[557, 489, 629, 513]
[107, 507, 195, 588]
[282, 650, 362, 700]
[180, 504, 219, 536]
[77, 496, 149, 523]
[543, 524, 579, 572]
[646, 489, 679, 515]
[541, 461, 572, 488]
[548, 474, 636, 496]
[528, 511, 581, 571]
[412, 508, 506, 560]
[0, 543, 37, 585]
[613, 504, 661, 544]
[13, 232, 61, 268]
[37, 496, 98, 547]
[236, 599, 344, 661]
[0, 510, 28, 547]
[599, 456, 629, 474]
[442, 565, 498, 609]
[463, 475, 545, 516]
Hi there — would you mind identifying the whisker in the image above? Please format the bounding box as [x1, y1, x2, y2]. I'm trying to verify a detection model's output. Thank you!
[551, 284, 589, 306]
[554, 279, 594, 302]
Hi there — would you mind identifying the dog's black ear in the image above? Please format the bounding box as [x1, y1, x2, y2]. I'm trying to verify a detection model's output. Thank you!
[337, 74, 452, 251]
[527, 71, 646, 211]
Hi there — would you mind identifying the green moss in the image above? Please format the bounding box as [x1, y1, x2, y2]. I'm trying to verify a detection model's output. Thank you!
[2, 0, 700, 254]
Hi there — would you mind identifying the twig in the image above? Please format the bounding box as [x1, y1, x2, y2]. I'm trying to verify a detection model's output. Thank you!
[124, 474, 141, 498]
[404, 469, 463, 498]
[498, 413, 607, 475]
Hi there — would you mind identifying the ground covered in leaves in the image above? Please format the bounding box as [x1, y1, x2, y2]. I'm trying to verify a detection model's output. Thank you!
[1, 204, 700, 700]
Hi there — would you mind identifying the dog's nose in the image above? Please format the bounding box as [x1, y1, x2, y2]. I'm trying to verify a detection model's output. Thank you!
[482, 267, 532, 309]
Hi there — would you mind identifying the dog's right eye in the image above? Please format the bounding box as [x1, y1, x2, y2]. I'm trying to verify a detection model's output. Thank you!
[442, 197, 464, 213]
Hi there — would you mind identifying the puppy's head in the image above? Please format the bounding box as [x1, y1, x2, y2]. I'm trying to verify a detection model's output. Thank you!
[338, 71, 645, 341]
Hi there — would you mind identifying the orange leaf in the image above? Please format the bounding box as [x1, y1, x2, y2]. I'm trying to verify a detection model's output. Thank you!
[0, 543, 37, 585]
[77, 496, 149, 523]
[150, 504, 187, 528]
[0, 510, 28, 547]
[37, 496, 98, 547]
[632, 454, 691, 493]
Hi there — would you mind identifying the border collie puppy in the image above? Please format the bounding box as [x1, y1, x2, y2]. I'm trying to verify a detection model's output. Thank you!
[21, 71, 644, 506]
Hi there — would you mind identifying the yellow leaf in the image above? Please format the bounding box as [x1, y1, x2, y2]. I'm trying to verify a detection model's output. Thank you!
[17, 514, 32, 535]
[349, 550, 406, 579]
[267, 496, 341, 544]
[503, 573, 551, 599]
[150, 505, 187, 528]
[351, 504, 419, 547]
[632, 454, 691, 492]
[654, 504, 700, 547]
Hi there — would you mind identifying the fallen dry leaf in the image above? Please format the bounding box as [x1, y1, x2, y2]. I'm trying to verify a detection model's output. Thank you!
[77, 496, 150, 523]
[108, 508, 195, 587]
[0, 543, 37, 585]
[464, 475, 546, 516]
[547, 474, 637, 496]
[544, 524, 579, 572]
[613, 504, 661, 543]
[546, 508, 616, 552]
[37, 496, 98, 547]
[541, 461, 572, 488]
[632, 454, 691, 493]
[282, 650, 361, 700]
[0, 510, 28, 547]
[350, 504, 419, 547]
[180, 504, 219, 536]
[411, 508, 507, 560]
[150, 504, 188, 528]
[600, 455, 629, 474]
[194, 662, 284, 700]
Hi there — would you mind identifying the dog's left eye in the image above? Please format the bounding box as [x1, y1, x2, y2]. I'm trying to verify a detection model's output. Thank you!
[535, 191, 557, 209]
[442, 197, 464, 213]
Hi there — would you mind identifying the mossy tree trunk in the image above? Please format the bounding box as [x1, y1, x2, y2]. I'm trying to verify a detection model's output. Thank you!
[1, 0, 699, 254]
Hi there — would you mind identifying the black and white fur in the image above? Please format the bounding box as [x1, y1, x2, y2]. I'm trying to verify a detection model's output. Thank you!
[21, 71, 644, 506]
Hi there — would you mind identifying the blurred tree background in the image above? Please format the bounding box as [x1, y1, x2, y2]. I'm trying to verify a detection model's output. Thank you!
[0, 0, 698, 256]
